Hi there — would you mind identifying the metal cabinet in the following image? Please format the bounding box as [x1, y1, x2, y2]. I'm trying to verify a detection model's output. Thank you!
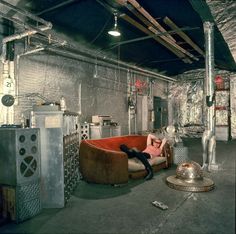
[90, 125, 121, 139]
[34, 111, 79, 208]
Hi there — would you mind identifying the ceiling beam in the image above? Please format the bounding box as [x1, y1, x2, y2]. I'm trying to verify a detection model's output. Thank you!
[113, 26, 200, 47]
[116, 0, 198, 62]
[120, 13, 192, 64]
[163, 16, 205, 57]
[147, 25, 198, 61]
[126, 0, 176, 43]
[125, 4, 176, 43]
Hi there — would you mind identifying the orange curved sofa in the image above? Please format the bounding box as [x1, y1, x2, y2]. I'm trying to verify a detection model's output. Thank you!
[79, 135, 173, 185]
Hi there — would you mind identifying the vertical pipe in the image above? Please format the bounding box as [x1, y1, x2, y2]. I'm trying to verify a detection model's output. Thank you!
[127, 70, 131, 135]
[15, 47, 45, 105]
[204, 21, 215, 134]
[202, 21, 217, 171]
[78, 83, 82, 115]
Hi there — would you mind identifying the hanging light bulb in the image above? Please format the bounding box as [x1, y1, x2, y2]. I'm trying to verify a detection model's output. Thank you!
[108, 13, 121, 37]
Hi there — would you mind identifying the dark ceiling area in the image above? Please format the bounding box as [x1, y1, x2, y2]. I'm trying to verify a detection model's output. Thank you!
[20, 0, 236, 76]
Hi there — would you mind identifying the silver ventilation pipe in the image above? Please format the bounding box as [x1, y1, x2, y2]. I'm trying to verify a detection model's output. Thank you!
[202, 21, 218, 171]
[1, 24, 51, 62]
[0, 1, 52, 62]
[2, 25, 52, 44]
[0, 0, 52, 28]
[46, 46, 176, 82]
[15, 47, 45, 104]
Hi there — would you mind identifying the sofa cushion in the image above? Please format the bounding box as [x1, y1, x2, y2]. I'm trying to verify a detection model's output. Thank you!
[128, 156, 166, 172]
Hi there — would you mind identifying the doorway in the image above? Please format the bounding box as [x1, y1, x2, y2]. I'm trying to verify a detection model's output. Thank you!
[153, 96, 168, 129]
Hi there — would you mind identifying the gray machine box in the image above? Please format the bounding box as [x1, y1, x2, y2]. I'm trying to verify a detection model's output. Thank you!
[34, 110, 80, 208]
[0, 128, 40, 185]
[90, 125, 121, 139]
[90, 125, 110, 139]
[0, 128, 41, 222]
[34, 111, 64, 208]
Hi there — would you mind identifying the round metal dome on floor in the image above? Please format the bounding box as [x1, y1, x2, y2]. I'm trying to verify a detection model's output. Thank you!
[166, 161, 215, 192]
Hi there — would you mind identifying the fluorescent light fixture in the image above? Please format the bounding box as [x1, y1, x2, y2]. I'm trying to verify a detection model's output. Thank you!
[108, 13, 121, 37]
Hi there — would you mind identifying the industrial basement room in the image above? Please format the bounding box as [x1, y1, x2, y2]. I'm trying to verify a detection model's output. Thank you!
[0, 0, 235, 234]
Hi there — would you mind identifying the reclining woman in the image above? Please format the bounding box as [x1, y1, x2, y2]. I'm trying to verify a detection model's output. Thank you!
[120, 134, 167, 180]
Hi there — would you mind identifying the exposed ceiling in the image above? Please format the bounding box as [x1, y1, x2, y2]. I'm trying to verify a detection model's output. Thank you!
[2, 0, 236, 76]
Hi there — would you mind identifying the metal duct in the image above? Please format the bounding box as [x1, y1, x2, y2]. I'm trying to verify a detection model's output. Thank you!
[46, 46, 176, 82]
[0, 0, 52, 61]
[0, 11, 54, 41]
[1, 24, 51, 62]
[0, 0, 52, 28]
[202, 21, 218, 171]
[2, 25, 52, 44]
[204, 22, 215, 133]
[14, 47, 45, 102]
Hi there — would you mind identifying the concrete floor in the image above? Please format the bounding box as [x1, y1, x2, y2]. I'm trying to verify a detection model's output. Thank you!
[0, 138, 235, 234]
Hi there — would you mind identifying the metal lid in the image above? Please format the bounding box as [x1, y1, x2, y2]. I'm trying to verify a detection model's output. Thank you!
[166, 161, 215, 192]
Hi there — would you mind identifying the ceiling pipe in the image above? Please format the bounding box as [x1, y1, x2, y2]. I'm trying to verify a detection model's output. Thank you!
[45, 46, 176, 82]
[1, 24, 52, 62]
[0, 0, 52, 28]
[0, 11, 25, 27]
[0, 2, 52, 62]
[0, 0, 174, 82]
[2, 25, 52, 44]
[0, 11, 66, 52]
[36, 0, 76, 16]
[0, 11, 54, 39]
[15, 47, 46, 104]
